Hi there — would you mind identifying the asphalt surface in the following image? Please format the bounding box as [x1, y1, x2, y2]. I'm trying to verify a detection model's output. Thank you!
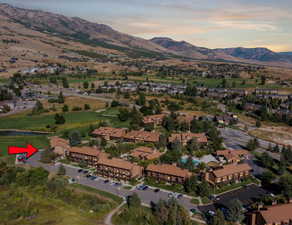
[198, 184, 270, 214]
[220, 127, 281, 161]
[26, 152, 197, 212]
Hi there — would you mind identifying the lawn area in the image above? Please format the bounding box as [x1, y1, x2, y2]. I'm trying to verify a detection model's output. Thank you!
[0, 107, 129, 132]
[0, 111, 102, 131]
[0, 135, 49, 156]
[0, 185, 114, 225]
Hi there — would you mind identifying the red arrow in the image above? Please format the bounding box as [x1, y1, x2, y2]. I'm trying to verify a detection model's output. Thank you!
[8, 144, 38, 159]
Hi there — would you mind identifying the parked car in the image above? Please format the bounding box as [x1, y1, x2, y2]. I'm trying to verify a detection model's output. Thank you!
[78, 169, 83, 173]
[137, 184, 148, 190]
[90, 176, 97, 181]
[190, 208, 197, 214]
[113, 182, 121, 186]
[207, 210, 215, 216]
[154, 188, 160, 193]
[177, 194, 183, 199]
[168, 193, 174, 198]
[104, 179, 109, 184]
[83, 170, 89, 174]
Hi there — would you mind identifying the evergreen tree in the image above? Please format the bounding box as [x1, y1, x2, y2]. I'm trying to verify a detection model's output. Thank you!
[58, 92, 65, 104]
[69, 130, 81, 146]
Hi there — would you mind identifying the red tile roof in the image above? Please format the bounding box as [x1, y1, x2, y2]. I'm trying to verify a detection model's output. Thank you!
[212, 163, 252, 178]
[69, 146, 101, 157]
[146, 164, 191, 178]
[216, 149, 249, 161]
[131, 147, 163, 160]
[143, 114, 165, 124]
[260, 203, 292, 224]
[92, 127, 127, 138]
[124, 130, 160, 143]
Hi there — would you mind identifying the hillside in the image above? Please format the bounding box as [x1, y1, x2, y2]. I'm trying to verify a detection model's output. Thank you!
[0, 3, 292, 69]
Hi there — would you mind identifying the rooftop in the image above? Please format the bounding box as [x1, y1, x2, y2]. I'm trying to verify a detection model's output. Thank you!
[69, 146, 101, 157]
[260, 203, 292, 224]
[212, 163, 252, 178]
[146, 164, 191, 178]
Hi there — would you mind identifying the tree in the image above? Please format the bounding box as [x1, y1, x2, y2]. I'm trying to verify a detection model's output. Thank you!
[40, 149, 57, 163]
[226, 199, 244, 223]
[84, 104, 91, 110]
[127, 193, 141, 208]
[256, 120, 261, 128]
[278, 174, 292, 199]
[118, 108, 130, 121]
[136, 92, 146, 106]
[57, 165, 66, 176]
[196, 181, 211, 197]
[62, 77, 69, 88]
[157, 134, 167, 149]
[62, 104, 69, 112]
[32, 100, 44, 114]
[83, 81, 89, 89]
[54, 113, 65, 124]
[69, 130, 81, 146]
[91, 83, 95, 89]
[211, 209, 227, 225]
[261, 171, 275, 185]
[58, 91, 65, 104]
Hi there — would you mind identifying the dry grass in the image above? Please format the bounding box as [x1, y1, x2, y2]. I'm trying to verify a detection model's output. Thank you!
[42, 96, 106, 113]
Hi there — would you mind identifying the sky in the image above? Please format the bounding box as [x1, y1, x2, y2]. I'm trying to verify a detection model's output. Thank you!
[1, 0, 292, 52]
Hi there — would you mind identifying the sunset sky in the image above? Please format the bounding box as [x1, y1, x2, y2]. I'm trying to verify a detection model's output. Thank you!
[1, 0, 292, 52]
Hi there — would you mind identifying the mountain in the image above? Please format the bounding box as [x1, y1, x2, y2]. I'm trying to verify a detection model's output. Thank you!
[214, 47, 292, 63]
[0, 3, 168, 57]
[151, 37, 292, 65]
[0, 3, 291, 68]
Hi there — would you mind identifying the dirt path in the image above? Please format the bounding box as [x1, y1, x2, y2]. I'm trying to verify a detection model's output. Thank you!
[104, 201, 125, 225]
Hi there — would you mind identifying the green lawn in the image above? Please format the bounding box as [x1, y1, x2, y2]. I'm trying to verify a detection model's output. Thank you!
[0, 135, 49, 156]
[0, 108, 129, 132]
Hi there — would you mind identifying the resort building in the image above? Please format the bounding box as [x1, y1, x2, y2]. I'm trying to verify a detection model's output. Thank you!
[145, 164, 192, 184]
[92, 127, 127, 141]
[49, 136, 70, 156]
[96, 157, 143, 180]
[123, 130, 160, 143]
[205, 163, 252, 185]
[143, 114, 165, 126]
[66, 146, 103, 166]
[216, 149, 250, 163]
[249, 203, 292, 225]
[130, 146, 163, 160]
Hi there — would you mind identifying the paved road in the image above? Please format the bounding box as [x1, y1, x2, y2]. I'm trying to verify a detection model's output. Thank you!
[220, 127, 281, 161]
[26, 152, 197, 213]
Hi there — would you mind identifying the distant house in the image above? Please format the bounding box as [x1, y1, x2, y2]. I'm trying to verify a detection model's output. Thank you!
[205, 163, 252, 185]
[169, 132, 208, 146]
[130, 146, 163, 160]
[216, 149, 250, 163]
[249, 203, 292, 225]
[143, 114, 166, 126]
[96, 157, 143, 180]
[145, 164, 192, 184]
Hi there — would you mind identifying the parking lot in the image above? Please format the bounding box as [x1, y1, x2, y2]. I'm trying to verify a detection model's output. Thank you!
[198, 184, 270, 214]
[26, 152, 197, 213]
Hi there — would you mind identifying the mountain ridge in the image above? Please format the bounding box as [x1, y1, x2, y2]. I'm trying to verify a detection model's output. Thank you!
[0, 3, 292, 67]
